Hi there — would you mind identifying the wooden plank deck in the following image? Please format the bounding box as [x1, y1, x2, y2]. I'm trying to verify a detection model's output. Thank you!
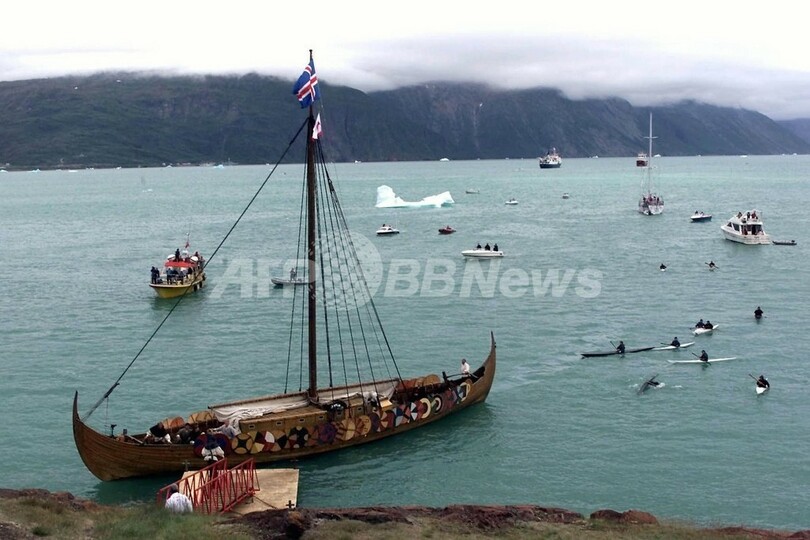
[230, 468, 299, 515]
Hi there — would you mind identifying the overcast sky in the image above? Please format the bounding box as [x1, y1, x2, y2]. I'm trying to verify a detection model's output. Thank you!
[4, 1, 809, 120]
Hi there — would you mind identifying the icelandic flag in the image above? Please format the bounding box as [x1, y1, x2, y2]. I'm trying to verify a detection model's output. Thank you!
[293, 59, 320, 108]
[312, 113, 323, 140]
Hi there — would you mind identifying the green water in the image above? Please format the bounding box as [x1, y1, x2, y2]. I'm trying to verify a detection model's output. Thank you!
[1, 155, 808, 530]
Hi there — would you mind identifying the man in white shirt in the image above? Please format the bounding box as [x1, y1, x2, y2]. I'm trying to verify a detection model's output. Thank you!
[165, 484, 193, 514]
[461, 358, 470, 376]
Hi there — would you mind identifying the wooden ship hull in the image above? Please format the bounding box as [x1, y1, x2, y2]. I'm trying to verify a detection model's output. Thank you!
[73, 334, 496, 481]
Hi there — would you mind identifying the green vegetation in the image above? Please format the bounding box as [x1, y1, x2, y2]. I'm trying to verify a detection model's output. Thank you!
[0, 492, 795, 540]
[0, 495, 251, 540]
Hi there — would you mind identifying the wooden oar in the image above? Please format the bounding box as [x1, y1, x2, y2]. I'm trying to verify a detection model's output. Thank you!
[748, 373, 758, 381]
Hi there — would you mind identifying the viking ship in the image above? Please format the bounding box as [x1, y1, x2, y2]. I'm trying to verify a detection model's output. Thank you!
[73, 51, 496, 481]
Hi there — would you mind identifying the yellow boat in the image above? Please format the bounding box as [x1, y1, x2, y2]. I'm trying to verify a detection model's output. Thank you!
[149, 249, 206, 298]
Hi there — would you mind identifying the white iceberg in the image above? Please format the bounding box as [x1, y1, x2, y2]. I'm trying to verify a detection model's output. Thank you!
[375, 185, 454, 208]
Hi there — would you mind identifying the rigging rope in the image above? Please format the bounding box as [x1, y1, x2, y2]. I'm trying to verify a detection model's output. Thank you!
[82, 118, 309, 422]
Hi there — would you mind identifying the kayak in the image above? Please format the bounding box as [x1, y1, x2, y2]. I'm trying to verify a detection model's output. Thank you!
[667, 357, 737, 364]
[581, 346, 655, 358]
[652, 341, 695, 351]
[756, 385, 769, 395]
[693, 325, 719, 335]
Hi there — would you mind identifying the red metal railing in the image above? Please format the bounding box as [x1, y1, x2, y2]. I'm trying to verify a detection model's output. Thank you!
[156, 458, 258, 514]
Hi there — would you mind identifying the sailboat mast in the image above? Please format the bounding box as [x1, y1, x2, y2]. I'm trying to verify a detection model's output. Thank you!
[306, 108, 318, 399]
[647, 113, 653, 161]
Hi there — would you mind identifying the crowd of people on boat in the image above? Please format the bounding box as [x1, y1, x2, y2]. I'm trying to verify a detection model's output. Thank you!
[642, 195, 663, 205]
[736, 210, 759, 221]
[150, 249, 204, 285]
[475, 243, 499, 251]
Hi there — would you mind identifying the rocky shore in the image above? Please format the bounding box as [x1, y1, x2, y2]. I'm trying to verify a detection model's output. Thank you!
[1, 488, 808, 539]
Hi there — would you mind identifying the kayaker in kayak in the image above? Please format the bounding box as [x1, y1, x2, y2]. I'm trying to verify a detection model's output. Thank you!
[704, 321, 714, 330]
[659, 263, 667, 271]
[754, 306, 764, 319]
[756, 375, 769, 389]
[695, 319, 705, 328]
[670, 337, 680, 348]
[699, 350, 709, 362]
[616, 341, 626, 354]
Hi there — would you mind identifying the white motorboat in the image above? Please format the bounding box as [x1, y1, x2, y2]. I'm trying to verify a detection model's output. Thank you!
[462, 248, 504, 258]
[690, 211, 712, 222]
[271, 269, 307, 287]
[637, 113, 664, 215]
[376, 224, 400, 236]
[720, 210, 771, 244]
[504, 198, 518, 205]
[465, 189, 480, 194]
[538, 148, 562, 169]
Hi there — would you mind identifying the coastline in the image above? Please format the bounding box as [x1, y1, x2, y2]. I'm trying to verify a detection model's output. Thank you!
[1, 488, 807, 539]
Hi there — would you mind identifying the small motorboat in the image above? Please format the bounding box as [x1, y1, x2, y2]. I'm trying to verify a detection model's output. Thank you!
[505, 198, 518, 205]
[376, 225, 400, 236]
[561, 193, 570, 199]
[690, 211, 712, 222]
[438, 226, 456, 235]
[462, 247, 503, 258]
[465, 189, 480, 194]
[772, 240, 796, 246]
[271, 269, 307, 287]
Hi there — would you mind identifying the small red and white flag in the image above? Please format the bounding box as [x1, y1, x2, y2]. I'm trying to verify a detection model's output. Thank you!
[312, 113, 323, 140]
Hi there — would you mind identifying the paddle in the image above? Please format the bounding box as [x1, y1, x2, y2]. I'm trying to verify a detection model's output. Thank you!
[692, 351, 710, 364]
[750, 373, 769, 389]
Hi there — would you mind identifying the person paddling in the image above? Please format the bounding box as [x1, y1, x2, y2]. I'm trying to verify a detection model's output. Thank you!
[695, 319, 705, 329]
[699, 350, 709, 362]
[756, 374, 770, 389]
[703, 320, 714, 330]
[707, 261, 717, 269]
[659, 263, 667, 271]
[670, 337, 680, 348]
[754, 306, 764, 320]
[616, 340, 626, 354]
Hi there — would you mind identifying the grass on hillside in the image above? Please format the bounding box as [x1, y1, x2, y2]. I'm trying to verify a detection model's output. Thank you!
[0, 495, 786, 540]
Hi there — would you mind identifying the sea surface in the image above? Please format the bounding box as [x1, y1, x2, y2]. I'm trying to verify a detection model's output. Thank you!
[1, 155, 808, 530]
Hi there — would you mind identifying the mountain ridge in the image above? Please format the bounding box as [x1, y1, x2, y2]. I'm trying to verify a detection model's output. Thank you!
[0, 72, 808, 169]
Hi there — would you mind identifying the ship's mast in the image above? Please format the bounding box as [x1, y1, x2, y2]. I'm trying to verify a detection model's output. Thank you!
[306, 55, 318, 400]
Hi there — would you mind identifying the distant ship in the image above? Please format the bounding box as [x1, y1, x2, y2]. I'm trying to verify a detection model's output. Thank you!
[539, 148, 562, 169]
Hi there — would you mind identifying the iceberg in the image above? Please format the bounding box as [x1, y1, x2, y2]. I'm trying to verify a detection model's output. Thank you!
[375, 185, 454, 208]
